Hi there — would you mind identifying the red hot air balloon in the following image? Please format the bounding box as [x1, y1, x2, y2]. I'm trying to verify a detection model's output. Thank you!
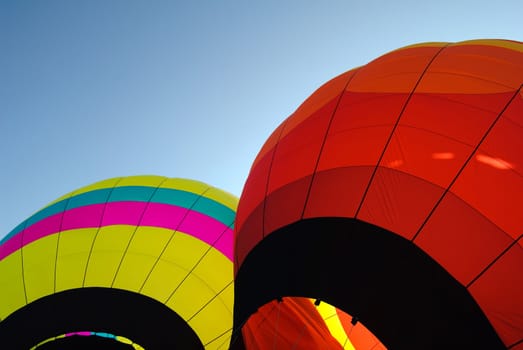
[233, 39, 523, 350]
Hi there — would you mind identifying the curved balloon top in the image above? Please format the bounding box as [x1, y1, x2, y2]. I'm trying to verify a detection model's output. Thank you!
[234, 39, 523, 349]
[0, 175, 238, 349]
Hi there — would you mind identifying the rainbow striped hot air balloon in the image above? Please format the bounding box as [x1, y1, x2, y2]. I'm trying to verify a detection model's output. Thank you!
[0, 175, 237, 350]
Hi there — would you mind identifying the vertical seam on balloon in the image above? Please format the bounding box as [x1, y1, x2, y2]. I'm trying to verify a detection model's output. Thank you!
[186, 279, 234, 323]
[467, 232, 523, 289]
[228, 312, 256, 350]
[262, 119, 289, 238]
[354, 44, 450, 218]
[412, 83, 523, 243]
[109, 177, 168, 288]
[272, 299, 282, 350]
[203, 325, 233, 349]
[229, 301, 279, 348]
[300, 71, 357, 219]
[507, 336, 523, 349]
[164, 218, 234, 304]
[81, 177, 124, 288]
[160, 193, 218, 303]
[19, 218, 30, 305]
[138, 186, 211, 296]
[53, 193, 74, 293]
[290, 319, 308, 350]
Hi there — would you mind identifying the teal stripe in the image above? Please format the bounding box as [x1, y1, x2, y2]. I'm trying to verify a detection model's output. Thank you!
[151, 188, 200, 208]
[67, 188, 113, 210]
[110, 186, 156, 202]
[193, 196, 236, 228]
[0, 221, 27, 245]
[2, 186, 235, 241]
[25, 200, 69, 228]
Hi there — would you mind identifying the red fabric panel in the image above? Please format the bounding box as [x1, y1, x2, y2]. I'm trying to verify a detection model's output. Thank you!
[264, 176, 311, 236]
[235, 147, 274, 243]
[452, 94, 523, 240]
[357, 167, 443, 240]
[241, 297, 343, 350]
[399, 92, 503, 150]
[469, 241, 523, 347]
[234, 203, 264, 273]
[380, 124, 472, 190]
[304, 167, 373, 219]
[279, 69, 355, 140]
[318, 92, 407, 171]
[415, 192, 513, 285]
[248, 118, 287, 175]
[452, 145, 523, 240]
[266, 97, 337, 194]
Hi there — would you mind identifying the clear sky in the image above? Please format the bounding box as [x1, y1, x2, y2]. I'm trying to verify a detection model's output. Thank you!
[1, 0, 522, 239]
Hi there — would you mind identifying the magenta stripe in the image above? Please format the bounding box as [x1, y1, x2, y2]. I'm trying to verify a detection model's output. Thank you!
[0, 202, 233, 261]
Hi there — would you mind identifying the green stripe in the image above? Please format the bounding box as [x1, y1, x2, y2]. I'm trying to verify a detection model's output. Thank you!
[2, 186, 235, 242]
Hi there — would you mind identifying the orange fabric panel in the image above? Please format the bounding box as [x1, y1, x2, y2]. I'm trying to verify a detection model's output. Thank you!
[415, 192, 513, 285]
[357, 167, 443, 240]
[318, 92, 407, 171]
[348, 45, 443, 93]
[266, 97, 337, 194]
[241, 298, 343, 350]
[399, 92, 505, 150]
[418, 43, 523, 94]
[469, 242, 523, 347]
[304, 167, 373, 219]
[380, 124, 472, 190]
[249, 121, 287, 178]
[279, 69, 355, 140]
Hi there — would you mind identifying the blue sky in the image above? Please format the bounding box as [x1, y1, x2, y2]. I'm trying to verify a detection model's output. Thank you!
[1, 0, 522, 238]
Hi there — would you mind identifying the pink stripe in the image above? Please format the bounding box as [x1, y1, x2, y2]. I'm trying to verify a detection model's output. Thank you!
[0, 202, 233, 261]
[0, 234, 22, 260]
[176, 210, 233, 260]
[76, 332, 92, 336]
[138, 202, 188, 229]
[102, 201, 148, 226]
[62, 204, 106, 230]
[214, 228, 233, 260]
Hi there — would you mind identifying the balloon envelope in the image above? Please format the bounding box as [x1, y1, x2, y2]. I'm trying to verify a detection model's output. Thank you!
[0, 175, 237, 349]
[234, 39, 523, 349]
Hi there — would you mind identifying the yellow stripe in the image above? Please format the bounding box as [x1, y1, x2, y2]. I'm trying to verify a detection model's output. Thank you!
[453, 39, 523, 52]
[56, 228, 99, 292]
[314, 300, 355, 350]
[112, 226, 173, 292]
[23, 234, 58, 303]
[188, 282, 234, 349]
[83, 225, 135, 287]
[40, 176, 238, 213]
[0, 251, 26, 320]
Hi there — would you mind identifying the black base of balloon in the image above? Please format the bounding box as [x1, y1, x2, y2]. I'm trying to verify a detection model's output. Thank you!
[233, 217, 505, 350]
[0, 287, 204, 350]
